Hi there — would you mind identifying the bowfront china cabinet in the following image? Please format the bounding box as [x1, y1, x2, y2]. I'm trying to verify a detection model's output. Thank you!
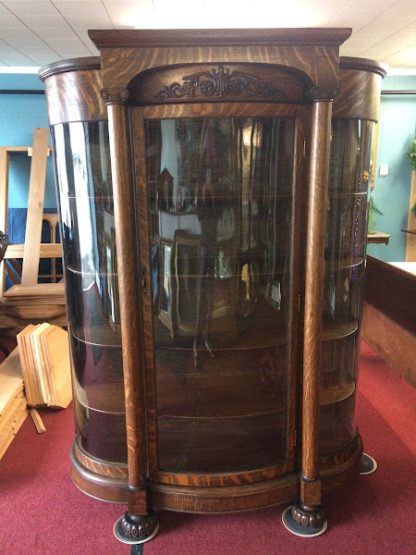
[40, 28, 385, 546]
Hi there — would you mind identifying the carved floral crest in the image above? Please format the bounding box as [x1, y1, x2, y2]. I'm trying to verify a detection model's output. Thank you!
[154, 64, 288, 102]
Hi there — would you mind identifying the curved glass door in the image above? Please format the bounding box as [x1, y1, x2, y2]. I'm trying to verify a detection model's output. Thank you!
[320, 119, 374, 455]
[53, 121, 126, 463]
[136, 107, 301, 474]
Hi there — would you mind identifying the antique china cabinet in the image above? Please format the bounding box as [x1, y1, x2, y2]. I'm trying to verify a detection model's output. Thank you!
[40, 29, 385, 546]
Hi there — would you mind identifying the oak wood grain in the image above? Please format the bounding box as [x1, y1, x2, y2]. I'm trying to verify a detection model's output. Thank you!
[301, 101, 332, 492]
[334, 58, 385, 122]
[90, 28, 352, 49]
[107, 102, 148, 506]
[90, 28, 351, 100]
[41, 63, 106, 125]
[129, 63, 309, 105]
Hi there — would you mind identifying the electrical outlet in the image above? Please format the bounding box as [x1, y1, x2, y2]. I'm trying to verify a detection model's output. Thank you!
[379, 163, 389, 176]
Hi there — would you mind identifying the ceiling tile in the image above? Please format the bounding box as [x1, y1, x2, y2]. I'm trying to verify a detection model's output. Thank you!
[329, 0, 399, 29]
[0, 0, 415, 69]
[14, 14, 69, 28]
[0, 27, 35, 40]
[53, 2, 112, 29]
[53, 0, 107, 15]
[384, 43, 416, 67]
[44, 37, 91, 56]
[0, 11, 21, 25]
[2, 1, 59, 17]
[103, 0, 154, 27]
[0, 5, 11, 16]
[0, 39, 39, 64]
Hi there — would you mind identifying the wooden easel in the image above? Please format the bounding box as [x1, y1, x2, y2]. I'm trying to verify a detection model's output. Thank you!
[0, 129, 66, 328]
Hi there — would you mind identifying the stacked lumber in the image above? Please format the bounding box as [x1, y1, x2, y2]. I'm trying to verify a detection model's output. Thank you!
[0, 348, 28, 460]
[17, 323, 72, 409]
[2, 283, 66, 325]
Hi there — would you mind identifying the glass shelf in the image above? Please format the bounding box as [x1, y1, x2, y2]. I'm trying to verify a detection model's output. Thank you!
[157, 412, 287, 473]
[156, 358, 287, 418]
[322, 319, 358, 341]
[73, 397, 127, 463]
[325, 256, 364, 271]
[66, 269, 121, 347]
[320, 380, 355, 406]
[319, 395, 356, 456]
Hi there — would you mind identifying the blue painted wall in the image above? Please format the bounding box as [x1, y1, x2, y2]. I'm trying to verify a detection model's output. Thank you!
[367, 76, 416, 261]
[0, 74, 56, 209]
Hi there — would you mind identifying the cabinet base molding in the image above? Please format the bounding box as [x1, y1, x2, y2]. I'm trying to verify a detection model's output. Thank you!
[70, 441, 128, 503]
[70, 435, 362, 512]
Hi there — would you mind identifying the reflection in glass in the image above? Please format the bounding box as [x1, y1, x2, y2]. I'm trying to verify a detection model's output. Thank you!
[144, 117, 296, 472]
[65, 269, 120, 346]
[320, 119, 374, 456]
[53, 121, 126, 463]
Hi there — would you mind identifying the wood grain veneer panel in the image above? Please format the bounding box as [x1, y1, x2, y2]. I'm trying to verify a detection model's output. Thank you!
[92, 27, 350, 98]
[43, 69, 106, 125]
[101, 45, 340, 93]
[334, 67, 384, 122]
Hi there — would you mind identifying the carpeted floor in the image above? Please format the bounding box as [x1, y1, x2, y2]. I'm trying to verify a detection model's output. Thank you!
[1, 341, 416, 555]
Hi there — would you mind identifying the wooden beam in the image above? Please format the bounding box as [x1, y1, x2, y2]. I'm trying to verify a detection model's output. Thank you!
[29, 408, 47, 433]
[3, 282, 64, 298]
[21, 128, 50, 286]
[4, 243, 62, 259]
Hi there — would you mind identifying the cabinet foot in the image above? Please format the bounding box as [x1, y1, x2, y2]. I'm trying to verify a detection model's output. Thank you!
[282, 505, 328, 537]
[114, 512, 159, 546]
[360, 452, 378, 475]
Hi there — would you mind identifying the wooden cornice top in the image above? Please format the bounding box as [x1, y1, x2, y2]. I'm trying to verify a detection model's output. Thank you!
[89, 28, 352, 50]
[340, 56, 387, 78]
[39, 56, 101, 81]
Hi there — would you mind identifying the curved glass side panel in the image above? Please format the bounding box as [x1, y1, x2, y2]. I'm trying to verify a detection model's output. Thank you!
[144, 116, 296, 473]
[320, 119, 374, 456]
[53, 121, 126, 463]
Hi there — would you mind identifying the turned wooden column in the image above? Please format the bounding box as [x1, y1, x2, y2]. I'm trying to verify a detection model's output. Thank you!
[105, 90, 148, 515]
[106, 91, 159, 543]
[295, 99, 333, 527]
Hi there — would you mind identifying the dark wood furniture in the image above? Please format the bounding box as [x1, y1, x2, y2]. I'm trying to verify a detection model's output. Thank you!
[362, 256, 416, 387]
[40, 30, 385, 546]
[368, 231, 391, 244]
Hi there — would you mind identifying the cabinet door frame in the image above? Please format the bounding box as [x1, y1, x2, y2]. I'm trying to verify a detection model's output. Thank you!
[131, 101, 306, 487]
